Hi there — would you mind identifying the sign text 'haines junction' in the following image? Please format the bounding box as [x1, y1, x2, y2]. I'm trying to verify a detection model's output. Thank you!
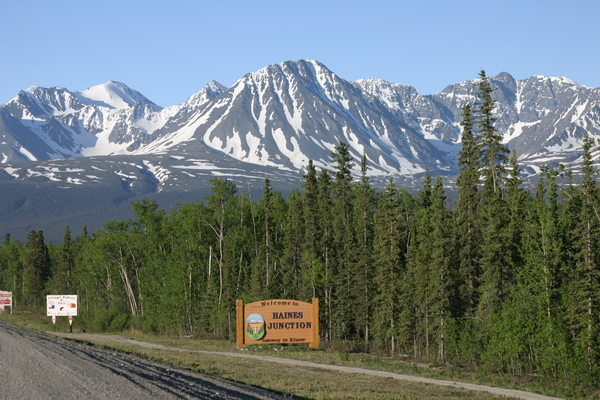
[236, 298, 319, 348]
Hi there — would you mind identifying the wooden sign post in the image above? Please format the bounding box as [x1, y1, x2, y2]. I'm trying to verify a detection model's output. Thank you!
[236, 298, 319, 348]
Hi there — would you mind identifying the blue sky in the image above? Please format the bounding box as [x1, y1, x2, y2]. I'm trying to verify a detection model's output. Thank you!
[1, 0, 598, 107]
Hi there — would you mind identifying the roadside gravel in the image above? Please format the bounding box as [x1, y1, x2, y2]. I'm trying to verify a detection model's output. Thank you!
[0, 321, 295, 400]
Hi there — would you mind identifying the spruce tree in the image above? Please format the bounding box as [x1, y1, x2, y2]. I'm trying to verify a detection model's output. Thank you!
[428, 176, 455, 364]
[475, 70, 509, 196]
[300, 159, 323, 301]
[0, 234, 23, 304]
[407, 170, 432, 359]
[55, 225, 75, 293]
[353, 153, 376, 349]
[317, 167, 334, 340]
[372, 178, 403, 354]
[474, 70, 511, 316]
[23, 230, 51, 308]
[505, 151, 527, 285]
[329, 140, 357, 339]
[454, 104, 481, 315]
[259, 178, 276, 296]
[282, 189, 303, 299]
[567, 133, 600, 373]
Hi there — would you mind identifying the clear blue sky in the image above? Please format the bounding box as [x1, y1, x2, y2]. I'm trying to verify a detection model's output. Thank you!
[1, 0, 598, 107]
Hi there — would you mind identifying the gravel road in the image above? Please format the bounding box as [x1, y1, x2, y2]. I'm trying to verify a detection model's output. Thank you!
[0, 321, 294, 400]
[1, 320, 565, 400]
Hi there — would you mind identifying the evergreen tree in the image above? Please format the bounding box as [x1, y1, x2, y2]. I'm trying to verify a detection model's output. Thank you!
[407, 170, 433, 359]
[353, 153, 376, 349]
[505, 151, 527, 285]
[372, 178, 404, 354]
[23, 230, 51, 308]
[330, 140, 357, 339]
[255, 178, 275, 297]
[300, 160, 322, 300]
[53, 225, 75, 294]
[567, 133, 600, 373]
[0, 234, 23, 304]
[511, 166, 569, 377]
[317, 167, 334, 341]
[282, 189, 304, 299]
[475, 70, 509, 195]
[428, 176, 455, 364]
[454, 104, 481, 315]
[474, 70, 511, 316]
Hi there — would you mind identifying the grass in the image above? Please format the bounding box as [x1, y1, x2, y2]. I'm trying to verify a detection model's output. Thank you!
[0, 309, 583, 399]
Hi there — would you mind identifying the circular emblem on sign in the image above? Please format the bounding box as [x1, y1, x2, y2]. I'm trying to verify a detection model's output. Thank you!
[246, 313, 266, 340]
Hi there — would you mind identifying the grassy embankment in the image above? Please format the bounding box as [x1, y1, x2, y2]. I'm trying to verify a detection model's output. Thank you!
[0, 310, 582, 400]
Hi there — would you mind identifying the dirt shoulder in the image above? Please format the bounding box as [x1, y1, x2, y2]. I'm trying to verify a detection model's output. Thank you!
[0, 322, 295, 400]
[52, 332, 564, 400]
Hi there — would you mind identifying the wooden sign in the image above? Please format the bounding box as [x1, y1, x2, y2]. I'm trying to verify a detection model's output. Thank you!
[236, 298, 319, 348]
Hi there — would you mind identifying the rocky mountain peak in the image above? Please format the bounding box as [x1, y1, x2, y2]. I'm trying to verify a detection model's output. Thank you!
[1, 60, 599, 181]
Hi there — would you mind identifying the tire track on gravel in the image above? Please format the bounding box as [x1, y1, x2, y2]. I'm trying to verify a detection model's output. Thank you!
[0, 322, 296, 400]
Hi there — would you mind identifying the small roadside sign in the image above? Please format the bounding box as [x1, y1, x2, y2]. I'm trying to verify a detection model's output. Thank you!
[47, 295, 78, 316]
[0, 291, 13, 313]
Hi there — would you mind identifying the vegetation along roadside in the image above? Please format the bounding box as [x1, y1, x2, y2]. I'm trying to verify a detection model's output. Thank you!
[1, 71, 599, 398]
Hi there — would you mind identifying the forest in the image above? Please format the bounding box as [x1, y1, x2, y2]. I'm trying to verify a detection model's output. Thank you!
[1, 71, 599, 392]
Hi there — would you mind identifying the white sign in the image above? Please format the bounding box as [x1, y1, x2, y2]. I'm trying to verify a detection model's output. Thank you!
[0, 291, 12, 306]
[47, 295, 78, 316]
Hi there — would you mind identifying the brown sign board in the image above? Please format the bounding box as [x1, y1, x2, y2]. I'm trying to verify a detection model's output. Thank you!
[236, 298, 319, 348]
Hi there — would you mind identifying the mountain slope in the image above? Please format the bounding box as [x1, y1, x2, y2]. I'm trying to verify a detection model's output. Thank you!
[156, 60, 450, 176]
[2, 60, 599, 179]
[1, 59, 600, 242]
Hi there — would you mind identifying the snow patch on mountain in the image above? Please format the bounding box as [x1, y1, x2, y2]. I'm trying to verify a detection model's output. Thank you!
[4, 167, 19, 178]
[76, 81, 159, 110]
[143, 160, 169, 190]
[172, 160, 215, 170]
[17, 146, 38, 161]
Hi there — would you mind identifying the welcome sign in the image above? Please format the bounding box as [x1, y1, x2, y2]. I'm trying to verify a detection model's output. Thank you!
[236, 298, 319, 348]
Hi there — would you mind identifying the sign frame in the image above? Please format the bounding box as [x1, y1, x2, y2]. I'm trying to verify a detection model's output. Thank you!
[236, 298, 319, 348]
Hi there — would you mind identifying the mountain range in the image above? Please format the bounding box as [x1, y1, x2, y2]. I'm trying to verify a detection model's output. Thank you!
[1, 59, 599, 242]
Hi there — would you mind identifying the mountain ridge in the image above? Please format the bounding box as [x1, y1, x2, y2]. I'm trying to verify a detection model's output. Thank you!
[2, 59, 599, 175]
[1, 59, 599, 242]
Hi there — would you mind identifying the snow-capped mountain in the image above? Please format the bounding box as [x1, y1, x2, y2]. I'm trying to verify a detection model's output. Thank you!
[2, 59, 599, 242]
[2, 59, 598, 183]
[135, 60, 450, 176]
[0, 80, 226, 163]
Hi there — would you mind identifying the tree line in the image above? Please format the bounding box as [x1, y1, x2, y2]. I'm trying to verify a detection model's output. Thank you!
[0, 71, 598, 393]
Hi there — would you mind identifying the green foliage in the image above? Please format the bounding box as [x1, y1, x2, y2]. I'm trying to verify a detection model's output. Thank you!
[3, 88, 600, 395]
[23, 230, 51, 309]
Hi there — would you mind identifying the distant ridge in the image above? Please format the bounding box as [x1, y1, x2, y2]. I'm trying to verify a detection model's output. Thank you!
[1, 60, 599, 242]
